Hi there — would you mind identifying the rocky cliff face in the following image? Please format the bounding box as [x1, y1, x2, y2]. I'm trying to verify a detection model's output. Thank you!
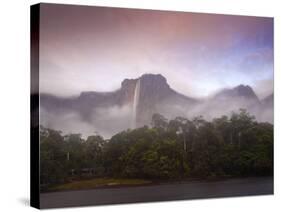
[133, 74, 197, 127]
[40, 74, 198, 128]
[40, 74, 273, 137]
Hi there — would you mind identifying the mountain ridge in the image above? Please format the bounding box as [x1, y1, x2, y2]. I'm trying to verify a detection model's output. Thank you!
[40, 74, 273, 137]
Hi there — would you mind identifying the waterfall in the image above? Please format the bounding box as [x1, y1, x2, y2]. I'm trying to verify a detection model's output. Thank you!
[131, 79, 140, 129]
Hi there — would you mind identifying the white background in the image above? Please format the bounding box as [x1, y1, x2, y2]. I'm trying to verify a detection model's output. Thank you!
[0, 0, 280, 211]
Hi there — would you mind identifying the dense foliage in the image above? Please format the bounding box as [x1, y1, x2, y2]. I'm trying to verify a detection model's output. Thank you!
[40, 109, 273, 188]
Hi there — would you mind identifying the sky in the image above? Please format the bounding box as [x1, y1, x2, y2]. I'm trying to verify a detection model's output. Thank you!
[39, 4, 274, 99]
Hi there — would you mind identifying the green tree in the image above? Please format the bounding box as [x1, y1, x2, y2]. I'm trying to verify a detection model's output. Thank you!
[83, 135, 106, 175]
[40, 127, 68, 186]
[151, 113, 168, 130]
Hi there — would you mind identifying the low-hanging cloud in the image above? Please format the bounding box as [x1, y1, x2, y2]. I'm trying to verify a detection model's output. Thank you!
[40, 104, 134, 139]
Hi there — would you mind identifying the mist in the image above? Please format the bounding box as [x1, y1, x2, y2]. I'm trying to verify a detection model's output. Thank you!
[40, 104, 134, 139]
[40, 89, 273, 139]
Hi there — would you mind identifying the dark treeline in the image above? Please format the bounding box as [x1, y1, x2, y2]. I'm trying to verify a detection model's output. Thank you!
[40, 109, 273, 189]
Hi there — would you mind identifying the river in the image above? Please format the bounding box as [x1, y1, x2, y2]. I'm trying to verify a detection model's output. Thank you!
[40, 176, 273, 208]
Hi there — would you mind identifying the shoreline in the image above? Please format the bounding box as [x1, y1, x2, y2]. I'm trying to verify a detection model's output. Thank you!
[42, 175, 273, 193]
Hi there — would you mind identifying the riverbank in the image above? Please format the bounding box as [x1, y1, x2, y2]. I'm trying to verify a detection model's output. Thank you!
[47, 178, 152, 192]
[44, 175, 273, 193]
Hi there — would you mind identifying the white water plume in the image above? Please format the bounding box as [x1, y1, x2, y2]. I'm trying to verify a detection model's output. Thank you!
[131, 79, 140, 128]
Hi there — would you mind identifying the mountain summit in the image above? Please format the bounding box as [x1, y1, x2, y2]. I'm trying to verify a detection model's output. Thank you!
[214, 84, 259, 101]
